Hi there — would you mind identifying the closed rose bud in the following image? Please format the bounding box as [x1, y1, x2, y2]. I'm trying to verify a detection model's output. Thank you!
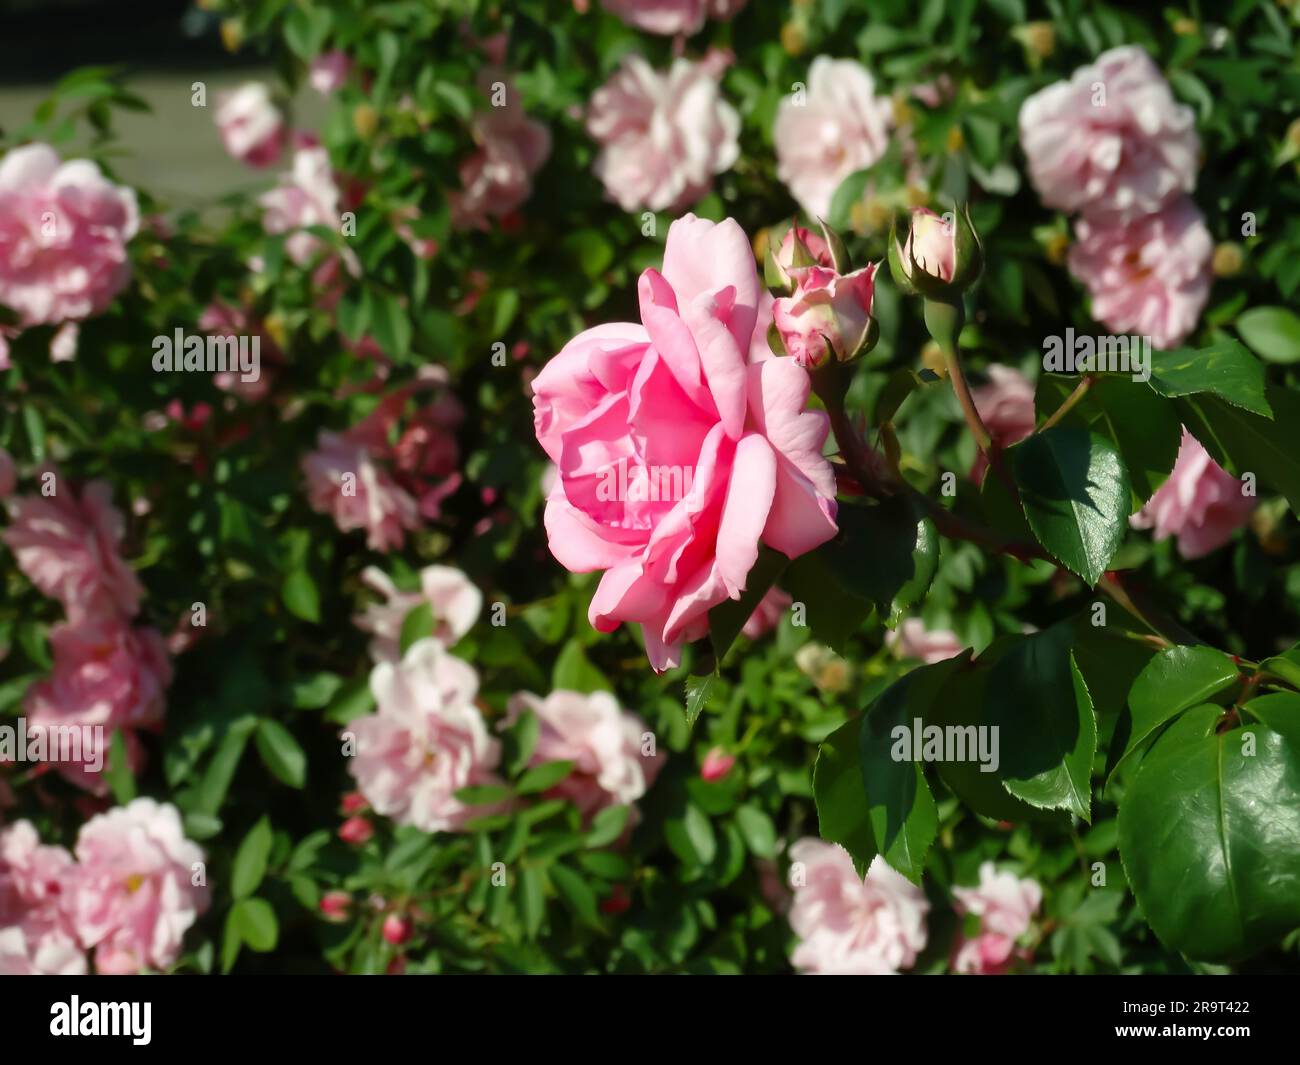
[382, 913, 412, 945]
[700, 747, 736, 782]
[340, 791, 368, 815]
[767, 225, 833, 292]
[338, 816, 373, 844]
[772, 263, 879, 369]
[889, 204, 983, 299]
[320, 891, 351, 920]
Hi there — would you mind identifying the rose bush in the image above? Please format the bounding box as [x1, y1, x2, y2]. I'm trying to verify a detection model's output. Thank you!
[1, 0, 1299, 977]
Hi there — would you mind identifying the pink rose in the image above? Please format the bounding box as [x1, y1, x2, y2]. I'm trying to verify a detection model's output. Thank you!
[25, 616, 171, 733]
[198, 301, 279, 402]
[601, 0, 747, 36]
[215, 83, 285, 168]
[773, 262, 878, 368]
[741, 586, 793, 640]
[301, 430, 420, 552]
[3, 475, 144, 620]
[1019, 46, 1198, 223]
[1067, 197, 1212, 349]
[67, 798, 209, 974]
[788, 840, 928, 975]
[0, 143, 138, 328]
[345, 639, 502, 833]
[504, 689, 662, 819]
[0, 820, 85, 975]
[308, 51, 352, 95]
[0, 446, 14, 499]
[259, 147, 354, 269]
[450, 75, 551, 230]
[901, 207, 956, 283]
[699, 746, 735, 782]
[774, 57, 892, 220]
[970, 365, 1036, 484]
[353, 564, 483, 662]
[586, 53, 739, 213]
[1130, 428, 1255, 559]
[887, 618, 964, 664]
[950, 861, 1041, 975]
[532, 215, 838, 671]
[770, 226, 833, 288]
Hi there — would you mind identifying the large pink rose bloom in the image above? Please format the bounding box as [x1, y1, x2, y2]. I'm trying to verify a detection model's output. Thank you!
[600, 0, 747, 36]
[3, 476, 144, 620]
[774, 57, 893, 220]
[1020, 46, 1198, 224]
[214, 82, 285, 168]
[67, 798, 209, 975]
[353, 564, 483, 662]
[505, 689, 663, 819]
[302, 429, 420, 552]
[0, 143, 138, 328]
[532, 215, 838, 671]
[970, 365, 1036, 484]
[788, 840, 928, 975]
[586, 54, 739, 213]
[1130, 428, 1254, 559]
[1067, 197, 1212, 350]
[951, 861, 1041, 975]
[0, 820, 86, 975]
[450, 76, 551, 230]
[345, 639, 501, 833]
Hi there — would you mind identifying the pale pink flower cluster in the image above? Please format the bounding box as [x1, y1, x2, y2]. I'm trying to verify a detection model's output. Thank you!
[2, 472, 171, 791]
[787, 841, 929, 974]
[259, 146, 356, 270]
[353, 564, 483, 662]
[1019, 46, 1210, 349]
[1, 801, 208, 975]
[301, 384, 463, 551]
[0, 143, 139, 368]
[601, 0, 747, 36]
[950, 861, 1042, 975]
[215, 82, 286, 168]
[505, 689, 663, 821]
[774, 58, 893, 220]
[586, 53, 739, 213]
[344, 639, 502, 833]
[969, 365, 1036, 485]
[1130, 428, 1254, 558]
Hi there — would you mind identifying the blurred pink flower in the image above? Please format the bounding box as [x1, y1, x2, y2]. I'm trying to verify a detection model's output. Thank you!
[49, 322, 78, 362]
[774, 58, 892, 220]
[600, 0, 748, 36]
[302, 430, 420, 552]
[346, 639, 502, 833]
[215, 83, 285, 168]
[586, 53, 739, 213]
[1067, 197, 1212, 349]
[0, 446, 14, 498]
[450, 75, 551, 229]
[699, 746, 735, 782]
[3, 475, 144, 620]
[198, 301, 281, 402]
[970, 365, 1036, 484]
[788, 841, 928, 975]
[950, 861, 1041, 975]
[259, 146, 356, 270]
[67, 798, 208, 975]
[887, 618, 964, 664]
[0, 143, 138, 328]
[353, 564, 483, 662]
[741, 586, 792, 640]
[309, 51, 352, 95]
[0, 820, 85, 975]
[1019, 46, 1198, 223]
[505, 689, 662, 820]
[532, 216, 837, 671]
[1130, 428, 1254, 558]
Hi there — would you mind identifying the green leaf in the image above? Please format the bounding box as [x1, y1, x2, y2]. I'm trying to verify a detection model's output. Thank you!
[519, 867, 545, 939]
[196, 716, 258, 817]
[708, 545, 788, 664]
[255, 719, 307, 788]
[231, 817, 273, 900]
[399, 602, 434, 656]
[585, 805, 631, 848]
[734, 803, 777, 859]
[368, 290, 412, 360]
[684, 672, 718, 729]
[1012, 427, 1130, 585]
[986, 625, 1096, 820]
[1108, 646, 1240, 784]
[455, 785, 510, 806]
[1147, 339, 1271, 417]
[548, 864, 600, 926]
[231, 897, 279, 953]
[813, 717, 878, 877]
[1236, 306, 1300, 364]
[281, 570, 320, 623]
[665, 804, 717, 866]
[104, 729, 136, 804]
[551, 640, 610, 694]
[873, 367, 935, 424]
[859, 658, 965, 881]
[516, 760, 574, 794]
[820, 496, 939, 624]
[782, 550, 873, 651]
[1260, 644, 1300, 690]
[1118, 720, 1300, 961]
[1179, 387, 1300, 512]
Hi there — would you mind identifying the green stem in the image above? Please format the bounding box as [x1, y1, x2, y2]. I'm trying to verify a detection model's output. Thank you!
[1039, 374, 1095, 433]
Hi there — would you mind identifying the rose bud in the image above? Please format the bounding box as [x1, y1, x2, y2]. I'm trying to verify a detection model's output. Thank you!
[382, 913, 412, 945]
[338, 816, 374, 844]
[888, 204, 983, 298]
[772, 262, 879, 369]
[700, 747, 736, 782]
[319, 891, 352, 921]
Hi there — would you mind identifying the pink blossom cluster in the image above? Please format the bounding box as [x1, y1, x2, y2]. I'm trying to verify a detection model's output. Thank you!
[0, 800, 208, 975]
[2, 470, 171, 792]
[950, 861, 1042, 975]
[1020, 46, 1211, 349]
